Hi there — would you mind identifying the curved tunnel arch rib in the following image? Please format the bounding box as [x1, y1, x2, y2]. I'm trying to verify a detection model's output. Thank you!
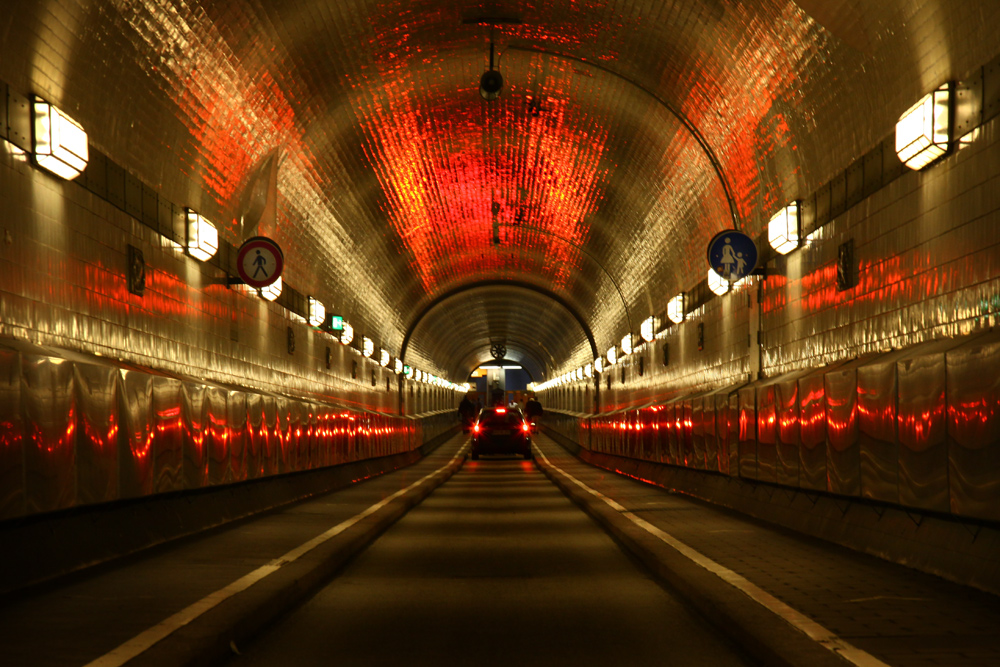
[505, 45, 743, 234]
[400, 281, 599, 382]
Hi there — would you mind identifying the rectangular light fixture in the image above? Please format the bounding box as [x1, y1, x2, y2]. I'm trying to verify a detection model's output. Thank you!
[362, 336, 374, 357]
[379, 348, 390, 367]
[621, 333, 633, 356]
[394, 358, 403, 374]
[707, 268, 729, 296]
[340, 322, 354, 345]
[308, 296, 326, 327]
[640, 316, 656, 342]
[767, 201, 800, 255]
[896, 83, 951, 170]
[606, 345, 618, 366]
[185, 208, 219, 261]
[584, 363, 593, 378]
[594, 356, 604, 374]
[404, 365, 413, 378]
[261, 276, 282, 301]
[33, 97, 88, 180]
[667, 293, 685, 324]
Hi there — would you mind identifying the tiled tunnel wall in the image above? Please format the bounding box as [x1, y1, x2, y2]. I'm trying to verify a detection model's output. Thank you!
[542, 110, 1000, 523]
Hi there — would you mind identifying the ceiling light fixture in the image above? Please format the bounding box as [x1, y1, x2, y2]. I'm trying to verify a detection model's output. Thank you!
[32, 97, 88, 180]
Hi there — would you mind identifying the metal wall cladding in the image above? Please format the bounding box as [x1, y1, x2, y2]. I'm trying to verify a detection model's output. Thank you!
[119, 369, 154, 499]
[857, 355, 901, 504]
[22, 355, 76, 514]
[0, 346, 429, 521]
[0, 347, 24, 520]
[691, 396, 706, 470]
[756, 383, 778, 484]
[896, 338, 973, 513]
[798, 365, 836, 492]
[947, 332, 1000, 521]
[74, 363, 120, 506]
[151, 376, 183, 494]
[727, 392, 740, 477]
[774, 372, 803, 488]
[738, 386, 758, 480]
[246, 393, 263, 480]
[227, 390, 248, 484]
[824, 358, 867, 498]
[182, 382, 209, 490]
[702, 394, 718, 472]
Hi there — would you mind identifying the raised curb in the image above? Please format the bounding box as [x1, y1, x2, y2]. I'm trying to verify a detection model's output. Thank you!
[127, 452, 466, 667]
[534, 448, 851, 667]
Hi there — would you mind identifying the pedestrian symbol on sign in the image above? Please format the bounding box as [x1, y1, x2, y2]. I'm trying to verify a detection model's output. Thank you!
[706, 231, 758, 283]
[253, 250, 269, 278]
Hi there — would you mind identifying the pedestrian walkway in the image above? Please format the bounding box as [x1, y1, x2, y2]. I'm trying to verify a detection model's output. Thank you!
[0, 436, 467, 667]
[533, 434, 1000, 667]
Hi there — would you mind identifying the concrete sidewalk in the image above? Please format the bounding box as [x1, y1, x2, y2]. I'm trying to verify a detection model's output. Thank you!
[532, 434, 1000, 667]
[0, 436, 468, 667]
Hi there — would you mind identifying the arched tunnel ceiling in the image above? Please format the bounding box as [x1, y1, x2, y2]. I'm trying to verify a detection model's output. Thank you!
[7, 1, 1000, 379]
[404, 284, 595, 382]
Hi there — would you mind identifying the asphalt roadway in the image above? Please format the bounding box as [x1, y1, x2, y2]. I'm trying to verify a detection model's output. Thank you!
[225, 454, 753, 667]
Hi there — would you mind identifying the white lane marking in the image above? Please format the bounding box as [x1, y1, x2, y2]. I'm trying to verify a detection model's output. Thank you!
[534, 445, 891, 667]
[85, 445, 467, 667]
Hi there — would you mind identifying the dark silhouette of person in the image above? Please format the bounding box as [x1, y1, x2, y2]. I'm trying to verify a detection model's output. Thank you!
[458, 393, 477, 432]
[525, 394, 543, 421]
[252, 250, 269, 278]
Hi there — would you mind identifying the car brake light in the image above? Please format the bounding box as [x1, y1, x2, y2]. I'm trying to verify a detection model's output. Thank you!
[522, 423, 530, 433]
[496, 408, 506, 414]
[473, 424, 480, 434]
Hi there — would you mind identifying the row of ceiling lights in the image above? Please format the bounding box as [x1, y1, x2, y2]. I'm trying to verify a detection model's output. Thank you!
[536, 82, 959, 393]
[28, 96, 472, 393]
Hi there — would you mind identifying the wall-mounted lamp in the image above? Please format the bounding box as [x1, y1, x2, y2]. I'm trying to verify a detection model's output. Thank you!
[362, 337, 374, 357]
[640, 317, 656, 343]
[185, 208, 219, 261]
[379, 348, 390, 367]
[667, 293, 685, 324]
[584, 363, 593, 378]
[394, 359, 403, 374]
[594, 356, 604, 374]
[404, 365, 413, 378]
[32, 97, 88, 180]
[620, 333, 633, 357]
[607, 345, 618, 366]
[307, 297, 326, 327]
[896, 83, 951, 170]
[707, 268, 729, 296]
[340, 322, 354, 345]
[767, 201, 800, 255]
[261, 276, 282, 301]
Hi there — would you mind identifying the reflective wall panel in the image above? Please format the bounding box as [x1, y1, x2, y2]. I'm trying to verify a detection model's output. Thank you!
[798, 366, 834, 492]
[896, 342, 959, 513]
[756, 383, 777, 484]
[119, 369, 154, 499]
[775, 372, 803, 488]
[152, 376, 183, 494]
[22, 355, 76, 514]
[947, 333, 1000, 521]
[857, 356, 899, 504]
[182, 382, 209, 490]
[0, 347, 24, 520]
[74, 363, 119, 507]
[738, 386, 757, 480]
[825, 361, 863, 497]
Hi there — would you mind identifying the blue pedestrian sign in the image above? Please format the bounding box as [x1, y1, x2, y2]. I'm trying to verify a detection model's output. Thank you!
[707, 230, 758, 282]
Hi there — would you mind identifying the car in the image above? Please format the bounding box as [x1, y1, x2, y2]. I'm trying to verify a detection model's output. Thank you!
[470, 407, 533, 460]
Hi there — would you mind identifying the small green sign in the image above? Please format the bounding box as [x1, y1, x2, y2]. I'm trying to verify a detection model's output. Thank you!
[329, 315, 344, 330]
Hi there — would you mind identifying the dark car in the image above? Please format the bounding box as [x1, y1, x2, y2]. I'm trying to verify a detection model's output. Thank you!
[470, 407, 533, 460]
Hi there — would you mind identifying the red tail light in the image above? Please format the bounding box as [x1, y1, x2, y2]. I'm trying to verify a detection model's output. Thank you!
[522, 423, 530, 433]
[473, 424, 480, 434]
[496, 408, 507, 414]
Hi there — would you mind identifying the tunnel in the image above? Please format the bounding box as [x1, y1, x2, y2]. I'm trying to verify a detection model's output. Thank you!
[3, 1, 1000, 665]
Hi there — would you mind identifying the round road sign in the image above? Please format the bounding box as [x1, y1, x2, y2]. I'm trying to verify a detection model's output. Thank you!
[706, 230, 758, 283]
[237, 236, 284, 288]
